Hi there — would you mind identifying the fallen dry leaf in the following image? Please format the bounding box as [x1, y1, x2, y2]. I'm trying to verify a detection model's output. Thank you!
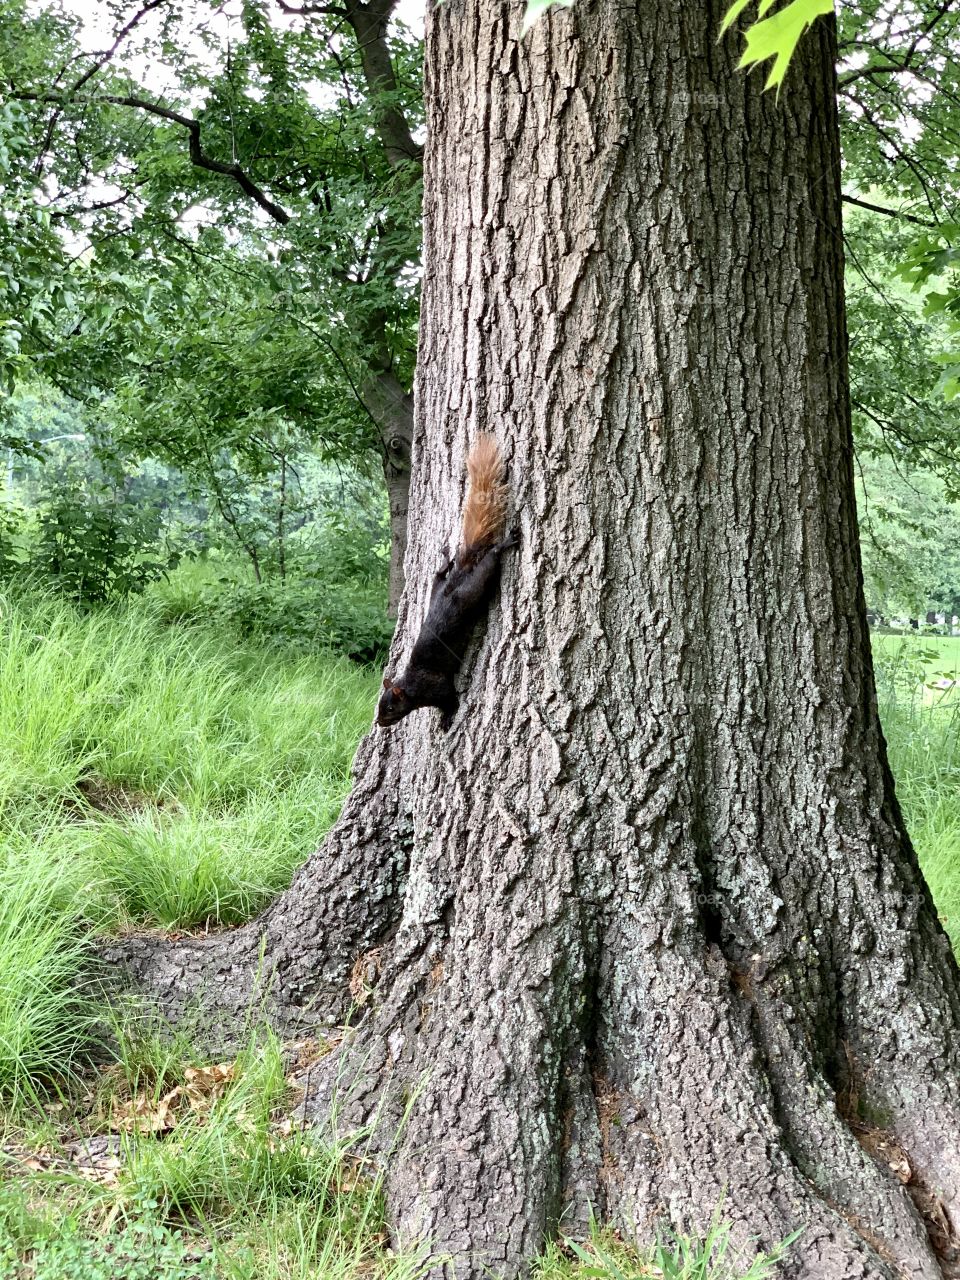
[114, 1087, 181, 1133]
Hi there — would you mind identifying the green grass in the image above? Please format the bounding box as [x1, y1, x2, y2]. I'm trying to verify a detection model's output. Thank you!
[0, 588, 377, 931]
[535, 1211, 798, 1280]
[873, 633, 960, 952]
[0, 585, 377, 1098]
[0, 833, 98, 1103]
[871, 631, 960, 704]
[0, 1022, 431, 1280]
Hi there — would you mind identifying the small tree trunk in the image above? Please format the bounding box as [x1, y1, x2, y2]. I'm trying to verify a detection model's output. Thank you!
[365, 368, 414, 615]
[105, 4, 960, 1277]
[276, 453, 287, 582]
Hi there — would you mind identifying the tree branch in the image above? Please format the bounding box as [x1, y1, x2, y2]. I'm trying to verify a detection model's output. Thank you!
[276, 0, 422, 170]
[841, 193, 938, 229]
[31, 0, 168, 180]
[13, 91, 292, 227]
[275, 0, 349, 14]
[48, 190, 136, 221]
[72, 0, 168, 96]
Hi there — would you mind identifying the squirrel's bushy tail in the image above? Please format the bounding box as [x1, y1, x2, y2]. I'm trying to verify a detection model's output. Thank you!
[461, 433, 507, 553]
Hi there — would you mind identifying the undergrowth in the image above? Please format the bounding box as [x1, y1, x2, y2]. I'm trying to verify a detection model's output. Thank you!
[0, 587, 377, 1098]
[0, 1021, 430, 1280]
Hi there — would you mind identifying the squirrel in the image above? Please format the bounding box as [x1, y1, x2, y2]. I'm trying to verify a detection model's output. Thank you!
[377, 434, 517, 731]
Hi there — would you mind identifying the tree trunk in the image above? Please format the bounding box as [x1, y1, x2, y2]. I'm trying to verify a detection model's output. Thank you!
[104, 2, 960, 1276]
[364, 367, 414, 616]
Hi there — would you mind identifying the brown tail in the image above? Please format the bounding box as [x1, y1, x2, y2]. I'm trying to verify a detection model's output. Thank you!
[461, 433, 507, 553]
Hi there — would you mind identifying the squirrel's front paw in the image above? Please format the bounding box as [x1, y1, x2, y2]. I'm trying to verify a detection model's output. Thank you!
[439, 708, 456, 731]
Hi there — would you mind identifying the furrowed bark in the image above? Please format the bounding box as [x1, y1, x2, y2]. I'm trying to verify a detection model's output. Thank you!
[105, 2, 960, 1277]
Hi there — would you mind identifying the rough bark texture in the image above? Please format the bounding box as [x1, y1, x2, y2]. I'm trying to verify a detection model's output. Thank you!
[105, 2, 960, 1277]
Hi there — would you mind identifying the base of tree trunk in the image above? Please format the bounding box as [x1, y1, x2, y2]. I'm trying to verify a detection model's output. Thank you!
[103, 764, 960, 1280]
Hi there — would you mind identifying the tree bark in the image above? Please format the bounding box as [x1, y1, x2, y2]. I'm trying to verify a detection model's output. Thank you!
[105, 2, 960, 1277]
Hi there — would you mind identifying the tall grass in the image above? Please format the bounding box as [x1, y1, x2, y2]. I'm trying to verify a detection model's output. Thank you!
[0, 591, 375, 809]
[0, 587, 377, 1097]
[874, 636, 960, 952]
[0, 589, 378, 932]
[0, 833, 98, 1100]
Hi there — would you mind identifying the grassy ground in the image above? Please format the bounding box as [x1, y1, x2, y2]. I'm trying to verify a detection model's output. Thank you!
[873, 632, 960, 953]
[872, 631, 960, 701]
[0, 587, 379, 1096]
[2, 591, 957, 1277]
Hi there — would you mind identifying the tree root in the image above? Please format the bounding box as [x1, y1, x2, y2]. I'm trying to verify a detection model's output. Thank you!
[287, 917, 960, 1280]
[100, 732, 411, 1048]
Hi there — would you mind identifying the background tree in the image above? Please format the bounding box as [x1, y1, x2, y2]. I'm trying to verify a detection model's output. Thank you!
[0, 0, 421, 606]
[5, 0, 960, 612]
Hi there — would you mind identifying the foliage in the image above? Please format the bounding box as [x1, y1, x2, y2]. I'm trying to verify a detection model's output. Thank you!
[0, 504, 26, 580]
[0, 0, 421, 493]
[192, 579, 394, 664]
[2, 383, 393, 625]
[18, 1217, 219, 1280]
[834, 2, 960, 412]
[898, 229, 960, 401]
[158, 501, 394, 661]
[30, 486, 173, 605]
[845, 211, 960, 499]
[721, 0, 834, 91]
[857, 451, 960, 616]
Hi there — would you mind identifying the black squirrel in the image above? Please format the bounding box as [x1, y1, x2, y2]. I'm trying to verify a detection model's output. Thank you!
[377, 434, 517, 731]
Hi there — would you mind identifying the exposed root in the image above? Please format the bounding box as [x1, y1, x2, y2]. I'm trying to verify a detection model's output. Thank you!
[99, 731, 411, 1050]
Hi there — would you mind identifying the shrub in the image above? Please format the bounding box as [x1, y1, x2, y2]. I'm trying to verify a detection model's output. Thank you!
[0, 502, 26, 579]
[31, 488, 175, 605]
[154, 571, 393, 664]
[212, 579, 393, 662]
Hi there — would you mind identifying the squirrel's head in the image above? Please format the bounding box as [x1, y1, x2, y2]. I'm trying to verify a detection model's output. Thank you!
[376, 678, 413, 727]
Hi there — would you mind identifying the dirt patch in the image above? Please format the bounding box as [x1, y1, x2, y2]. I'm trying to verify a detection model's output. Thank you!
[57, 774, 183, 824]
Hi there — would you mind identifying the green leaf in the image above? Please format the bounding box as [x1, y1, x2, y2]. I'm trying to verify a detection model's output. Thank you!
[723, 0, 834, 91]
[719, 0, 754, 37]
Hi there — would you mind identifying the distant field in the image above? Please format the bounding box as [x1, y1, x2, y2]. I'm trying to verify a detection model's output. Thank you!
[871, 632, 960, 704]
